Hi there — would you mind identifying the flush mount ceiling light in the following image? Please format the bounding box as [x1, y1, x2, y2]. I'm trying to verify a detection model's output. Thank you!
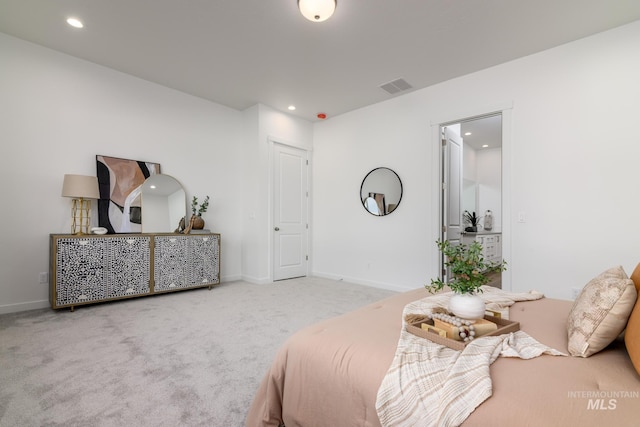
[298, 0, 336, 22]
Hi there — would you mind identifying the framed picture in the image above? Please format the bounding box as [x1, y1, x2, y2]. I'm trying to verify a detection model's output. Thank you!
[96, 155, 161, 233]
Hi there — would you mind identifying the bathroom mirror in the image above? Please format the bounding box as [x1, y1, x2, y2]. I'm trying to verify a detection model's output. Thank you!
[141, 174, 187, 233]
[360, 167, 403, 216]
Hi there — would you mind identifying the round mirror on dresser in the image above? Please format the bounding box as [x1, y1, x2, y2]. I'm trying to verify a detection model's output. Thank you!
[141, 174, 187, 232]
[360, 167, 403, 216]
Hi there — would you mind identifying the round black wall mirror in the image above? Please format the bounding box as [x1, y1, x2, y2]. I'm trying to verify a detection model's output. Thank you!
[360, 167, 403, 216]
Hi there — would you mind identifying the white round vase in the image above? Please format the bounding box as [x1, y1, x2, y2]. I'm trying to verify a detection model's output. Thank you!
[448, 293, 486, 320]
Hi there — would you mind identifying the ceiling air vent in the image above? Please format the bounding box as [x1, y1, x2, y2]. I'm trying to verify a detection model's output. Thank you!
[379, 78, 413, 95]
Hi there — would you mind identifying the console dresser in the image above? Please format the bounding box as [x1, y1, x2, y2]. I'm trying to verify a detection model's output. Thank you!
[49, 233, 220, 310]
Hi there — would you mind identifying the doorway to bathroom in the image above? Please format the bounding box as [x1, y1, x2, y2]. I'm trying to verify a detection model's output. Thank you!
[440, 113, 503, 288]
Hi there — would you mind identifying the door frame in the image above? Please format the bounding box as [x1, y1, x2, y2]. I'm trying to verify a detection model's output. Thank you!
[430, 102, 513, 290]
[268, 137, 311, 281]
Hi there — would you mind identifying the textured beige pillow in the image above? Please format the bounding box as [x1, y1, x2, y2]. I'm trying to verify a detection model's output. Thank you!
[567, 266, 637, 357]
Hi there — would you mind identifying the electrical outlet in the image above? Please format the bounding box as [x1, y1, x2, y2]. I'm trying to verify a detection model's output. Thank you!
[39, 272, 48, 284]
[517, 211, 527, 223]
[571, 287, 581, 300]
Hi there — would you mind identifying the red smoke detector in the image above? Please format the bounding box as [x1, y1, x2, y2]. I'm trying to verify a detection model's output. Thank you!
[317, 113, 327, 120]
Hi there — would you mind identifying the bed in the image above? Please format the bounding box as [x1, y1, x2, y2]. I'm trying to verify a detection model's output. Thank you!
[246, 267, 640, 427]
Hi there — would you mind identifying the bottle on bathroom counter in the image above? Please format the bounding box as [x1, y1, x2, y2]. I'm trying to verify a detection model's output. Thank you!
[483, 210, 493, 231]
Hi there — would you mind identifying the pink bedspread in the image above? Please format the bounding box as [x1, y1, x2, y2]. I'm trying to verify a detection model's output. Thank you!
[246, 288, 640, 426]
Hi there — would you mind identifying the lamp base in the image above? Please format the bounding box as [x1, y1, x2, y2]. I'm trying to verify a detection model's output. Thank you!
[71, 198, 92, 235]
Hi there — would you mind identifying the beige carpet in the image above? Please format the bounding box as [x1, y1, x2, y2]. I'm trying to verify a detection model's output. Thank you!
[0, 277, 397, 427]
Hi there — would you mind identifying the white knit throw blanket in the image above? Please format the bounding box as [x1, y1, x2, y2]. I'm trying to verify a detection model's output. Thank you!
[375, 287, 566, 427]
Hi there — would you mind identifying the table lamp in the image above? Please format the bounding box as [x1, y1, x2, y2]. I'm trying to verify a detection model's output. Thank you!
[62, 174, 100, 234]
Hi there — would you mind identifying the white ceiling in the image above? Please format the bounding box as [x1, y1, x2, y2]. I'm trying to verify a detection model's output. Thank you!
[1, 1, 639, 122]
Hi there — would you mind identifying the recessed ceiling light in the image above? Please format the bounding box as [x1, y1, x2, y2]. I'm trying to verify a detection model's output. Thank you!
[67, 18, 84, 28]
[464, 132, 472, 136]
[150, 185, 157, 189]
[482, 144, 489, 148]
[288, 105, 296, 111]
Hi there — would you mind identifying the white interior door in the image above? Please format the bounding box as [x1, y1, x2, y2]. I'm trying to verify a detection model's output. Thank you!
[441, 126, 463, 280]
[273, 143, 308, 281]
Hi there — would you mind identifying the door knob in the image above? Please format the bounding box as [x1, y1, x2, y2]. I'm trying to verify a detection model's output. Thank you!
[274, 227, 280, 231]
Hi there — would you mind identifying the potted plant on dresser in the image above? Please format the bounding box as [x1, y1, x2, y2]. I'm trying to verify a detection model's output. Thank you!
[426, 239, 507, 319]
[190, 195, 210, 230]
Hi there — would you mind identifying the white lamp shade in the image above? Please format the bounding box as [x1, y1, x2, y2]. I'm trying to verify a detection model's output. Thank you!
[298, 0, 336, 22]
[62, 174, 100, 199]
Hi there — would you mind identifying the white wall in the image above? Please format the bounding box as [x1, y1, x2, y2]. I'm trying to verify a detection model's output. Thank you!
[241, 104, 313, 284]
[311, 98, 431, 292]
[0, 33, 244, 313]
[463, 143, 478, 214]
[476, 147, 501, 231]
[463, 144, 477, 182]
[312, 20, 640, 299]
[462, 145, 501, 231]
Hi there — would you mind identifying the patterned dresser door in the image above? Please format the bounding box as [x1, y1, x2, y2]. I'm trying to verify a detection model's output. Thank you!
[188, 234, 220, 286]
[105, 236, 151, 298]
[55, 237, 108, 306]
[154, 235, 188, 291]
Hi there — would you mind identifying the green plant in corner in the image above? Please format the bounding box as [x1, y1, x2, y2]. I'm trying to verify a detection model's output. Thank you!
[191, 195, 210, 217]
[426, 239, 506, 295]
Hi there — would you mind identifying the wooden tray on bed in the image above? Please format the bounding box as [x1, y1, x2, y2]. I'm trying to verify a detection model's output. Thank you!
[406, 314, 520, 351]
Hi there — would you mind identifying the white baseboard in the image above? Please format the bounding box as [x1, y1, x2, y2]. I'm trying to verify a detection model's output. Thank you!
[0, 299, 49, 315]
[311, 271, 414, 293]
[220, 274, 242, 283]
[240, 274, 272, 285]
